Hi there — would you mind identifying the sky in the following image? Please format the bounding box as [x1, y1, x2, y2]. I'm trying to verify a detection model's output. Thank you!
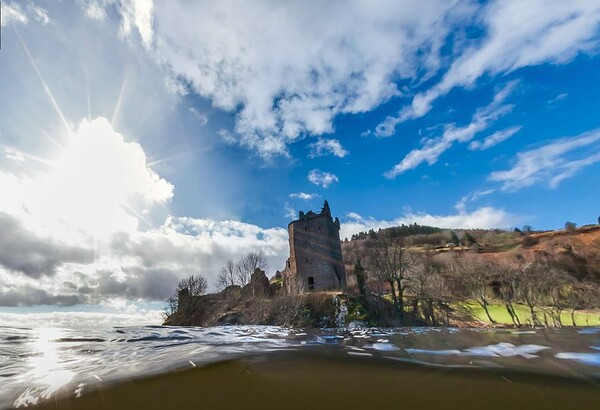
[1, 0, 599, 326]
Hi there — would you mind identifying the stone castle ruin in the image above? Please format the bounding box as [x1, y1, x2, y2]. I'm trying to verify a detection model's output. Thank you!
[281, 200, 346, 292]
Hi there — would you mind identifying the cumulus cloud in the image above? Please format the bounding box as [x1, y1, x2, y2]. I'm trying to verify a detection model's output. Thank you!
[469, 125, 522, 151]
[0, 114, 285, 307]
[376, 0, 600, 136]
[289, 192, 319, 200]
[340, 206, 519, 240]
[79, 1, 600, 157]
[143, 0, 473, 158]
[308, 138, 348, 158]
[308, 169, 339, 188]
[109, 216, 288, 283]
[385, 82, 516, 178]
[0, 285, 84, 307]
[0, 212, 94, 278]
[0, 214, 290, 307]
[489, 128, 600, 191]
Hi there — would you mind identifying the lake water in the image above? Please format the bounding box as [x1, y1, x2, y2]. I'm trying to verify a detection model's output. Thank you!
[1, 325, 599, 409]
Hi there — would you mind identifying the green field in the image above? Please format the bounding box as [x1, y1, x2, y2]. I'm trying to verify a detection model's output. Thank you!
[462, 301, 600, 327]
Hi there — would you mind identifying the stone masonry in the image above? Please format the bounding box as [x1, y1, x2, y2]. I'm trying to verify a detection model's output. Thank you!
[282, 200, 346, 292]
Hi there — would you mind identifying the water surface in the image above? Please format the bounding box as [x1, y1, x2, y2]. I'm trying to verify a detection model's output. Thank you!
[1, 325, 599, 409]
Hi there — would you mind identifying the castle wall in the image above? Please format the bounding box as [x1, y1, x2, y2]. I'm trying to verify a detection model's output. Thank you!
[283, 202, 346, 292]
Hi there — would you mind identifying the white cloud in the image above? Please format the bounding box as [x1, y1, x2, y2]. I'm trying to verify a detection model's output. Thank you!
[28, 4, 50, 25]
[2, 147, 26, 162]
[0, 214, 290, 306]
[289, 192, 319, 200]
[469, 125, 522, 151]
[340, 206, 519, 239]
[0, 109, 291, 307]
[489, 128, 600, 191]
[377, 0, 600, 135]
[308, 169, 339, 188]
[82, 0, 154, 47]
[145, 0, 472, 158]
[284, 203, 297, 219]
[547, 92, 568, 109]
[469, 188, 496, 202]
[105, 216, 289, 289]
[189, 107, 208, 125]
[1, 2, 28, 26]
[0, 2, 50, 27]
[84, 1, 108, 21]
[118, 0, 154, 48]
[385, 82, 516, 178]
[308, 138, 348, 158]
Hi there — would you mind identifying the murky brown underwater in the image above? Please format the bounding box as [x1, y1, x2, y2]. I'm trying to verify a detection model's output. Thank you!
[36, 350, 600, 410]
[2, 326, 600, 409]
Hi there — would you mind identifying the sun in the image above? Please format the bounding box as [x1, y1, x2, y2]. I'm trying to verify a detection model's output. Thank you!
[21, 117, 173, 241]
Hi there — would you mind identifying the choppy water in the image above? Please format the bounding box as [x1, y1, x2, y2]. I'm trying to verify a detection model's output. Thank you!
[1, 325, 600, 409]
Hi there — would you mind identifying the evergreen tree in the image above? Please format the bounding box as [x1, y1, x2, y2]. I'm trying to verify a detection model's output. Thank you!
[354, 260, 367, 295]
[449, 230, 460, 246]
[462, 232, 476, 246]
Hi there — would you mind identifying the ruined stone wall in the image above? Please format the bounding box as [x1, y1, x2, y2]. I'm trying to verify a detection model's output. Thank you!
[283, 202, 346, 292]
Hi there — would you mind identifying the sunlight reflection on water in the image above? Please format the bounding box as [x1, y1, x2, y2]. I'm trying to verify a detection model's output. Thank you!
[13, 328, 74, 407]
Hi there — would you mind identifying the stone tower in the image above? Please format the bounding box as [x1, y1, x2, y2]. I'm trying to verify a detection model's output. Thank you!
[282, 200, 346, 292]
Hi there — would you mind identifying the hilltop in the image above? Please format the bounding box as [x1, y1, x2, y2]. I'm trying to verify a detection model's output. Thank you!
[343, 224, 600, 284]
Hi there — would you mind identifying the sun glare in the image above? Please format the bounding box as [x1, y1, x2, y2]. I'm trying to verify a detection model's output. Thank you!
[29, 119, 138, 239]
[19, 117, 173, 241]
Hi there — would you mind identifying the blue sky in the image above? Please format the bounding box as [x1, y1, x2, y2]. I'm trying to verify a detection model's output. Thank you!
[0, 0, 599, 323]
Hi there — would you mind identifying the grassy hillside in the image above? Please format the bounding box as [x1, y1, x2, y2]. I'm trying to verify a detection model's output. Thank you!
[342, 224, 600, 328]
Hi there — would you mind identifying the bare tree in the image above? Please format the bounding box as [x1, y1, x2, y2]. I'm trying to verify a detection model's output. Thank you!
[406, 252, 448, 325]
[236, 251, 268, 286]
[176, 274, 208, 296]
[458, 255, 496, 324]
[541, 270, 572, 327]
[365, 236, 410, 316]
[519, 263, 545, 327]
[163, 295, 178, 318]
[165, 274, 208, 317]
[494, 264, 522, 327]
[567, 281, 598, 326]
[216, 259, 237, 291]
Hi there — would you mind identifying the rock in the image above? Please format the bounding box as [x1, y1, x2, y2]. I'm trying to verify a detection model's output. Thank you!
[221, 285, 242, 300]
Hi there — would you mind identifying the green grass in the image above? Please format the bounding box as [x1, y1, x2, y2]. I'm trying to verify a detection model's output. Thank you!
[462, 301, 600, 327]
[269, 277, 283, 285]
